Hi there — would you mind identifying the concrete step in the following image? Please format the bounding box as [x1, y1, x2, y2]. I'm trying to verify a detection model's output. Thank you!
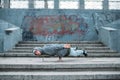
[83, 47, 110, 50]
[0, 57, 120, 80]
[7, 49, 117, 53]
[87, 50, 117, 53]
[13, 47, 110, 50]
[19, 41, 102, 44]
[0, 57, 120, 71]
[0, 71, 120, 80]
[0, 41, 119, 80]
[0, 61, 120, 71]
[16, 44, 104, 47]
[1, 52, 120, 57]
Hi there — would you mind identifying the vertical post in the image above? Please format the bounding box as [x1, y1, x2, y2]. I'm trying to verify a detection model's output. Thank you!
[29, 0, 34, 9]
[0, 0, 1, 8]
[3, 0, 10, 8]
[79, 0, 84, 9]
[54, 0, 59, 9]
[103, 0, 109, 10]
[44, 0, 48, 9]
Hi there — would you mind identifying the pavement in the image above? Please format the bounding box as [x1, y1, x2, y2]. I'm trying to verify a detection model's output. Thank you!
[0, 57, 120, 80]
[0, 57, 120, 64]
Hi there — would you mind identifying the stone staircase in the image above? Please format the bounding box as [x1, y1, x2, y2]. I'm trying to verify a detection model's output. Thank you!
[0, 41, 120, 80]
[3, 41, 120, 57]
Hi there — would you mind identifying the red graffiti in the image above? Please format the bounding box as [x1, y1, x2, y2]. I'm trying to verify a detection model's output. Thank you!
[23, 15, 88, 36]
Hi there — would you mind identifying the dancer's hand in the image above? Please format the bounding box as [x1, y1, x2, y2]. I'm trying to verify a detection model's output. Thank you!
[64, 44, 71, 48]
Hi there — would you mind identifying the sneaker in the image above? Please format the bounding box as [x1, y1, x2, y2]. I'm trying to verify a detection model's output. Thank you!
[83, 50, 88, 57]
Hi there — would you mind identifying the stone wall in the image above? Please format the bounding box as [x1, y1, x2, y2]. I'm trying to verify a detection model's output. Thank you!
[0, 9, 120, 41]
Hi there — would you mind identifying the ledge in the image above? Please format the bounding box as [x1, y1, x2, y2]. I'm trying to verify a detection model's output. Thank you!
[5, 27, 19, 35]
[102, 27, 117, 31]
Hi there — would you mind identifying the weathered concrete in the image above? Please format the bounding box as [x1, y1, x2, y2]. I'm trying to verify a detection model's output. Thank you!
[4, 27, 22, 51]
[1, 57, 120, 63]
[0, 41, 119, 80]
[99, 27, 120, 52]
[0, 71, 120, 80]
[0, 9, 120, 41]
[0, 57, 120, 69]
[1, 41, 119, 57]
[0, 57, 120, 80]
[0, 9, 120, 52]
[0, 20, 22, 52]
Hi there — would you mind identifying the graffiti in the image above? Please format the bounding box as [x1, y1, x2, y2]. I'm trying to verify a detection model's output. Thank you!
[92, 12, 117, 27]
[21, 15, 89, 41]
[23, 15, 88, 35]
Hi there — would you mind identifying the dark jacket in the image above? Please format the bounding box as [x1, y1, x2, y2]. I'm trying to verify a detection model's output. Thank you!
[33, 44, 70, 58]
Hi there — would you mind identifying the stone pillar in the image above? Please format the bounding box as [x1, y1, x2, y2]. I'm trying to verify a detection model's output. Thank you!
[28, 0, 34, 9]
[103, 0, 109, 10]
[3, 0, 10, 8]
[0, 0, 1, 8]
[79, 0, 84, 9]
[44, 0, 48, 9]
[54, 0, 59, 9]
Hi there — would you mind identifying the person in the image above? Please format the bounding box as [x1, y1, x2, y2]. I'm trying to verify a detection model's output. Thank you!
[33, 44, 88, 61]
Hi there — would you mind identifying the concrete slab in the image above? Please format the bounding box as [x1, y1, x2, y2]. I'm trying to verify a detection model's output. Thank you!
[0, 57, 120, 80]
[0, 71, 120, 80]
[0, 57, 120, 64]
